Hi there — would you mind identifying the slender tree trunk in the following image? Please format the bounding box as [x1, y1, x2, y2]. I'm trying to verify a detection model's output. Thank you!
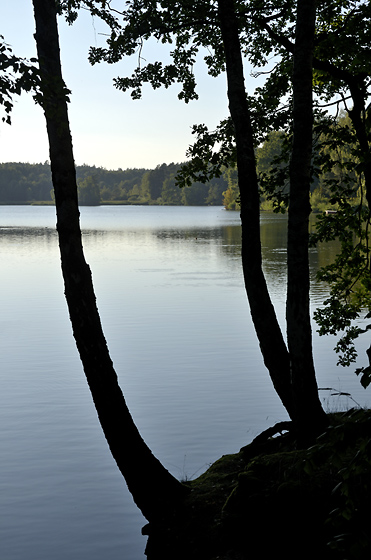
[347, 83, 371, 394]
[217, 0, 295, 420]
[32, 0, 188, 522]
[348, 83, 371, 209]
[287, 0, 327, 432]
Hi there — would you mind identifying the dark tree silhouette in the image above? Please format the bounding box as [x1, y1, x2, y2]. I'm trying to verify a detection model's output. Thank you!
[217, 0, 327, 434]
[31, 0, 188, 524]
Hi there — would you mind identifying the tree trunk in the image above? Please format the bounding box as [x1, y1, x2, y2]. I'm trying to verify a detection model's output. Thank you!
[347, 83, 371, 209]
[287, 0, 328, 433]
[32, 0, 188, 523]
[217, 0, 295, 420]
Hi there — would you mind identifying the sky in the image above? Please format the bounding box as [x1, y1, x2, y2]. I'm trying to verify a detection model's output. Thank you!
[0, 1, 259, 171]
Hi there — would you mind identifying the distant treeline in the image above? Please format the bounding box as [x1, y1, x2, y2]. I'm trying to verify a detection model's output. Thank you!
[0, 162, 228, 206]
[1, 113, 357, 211]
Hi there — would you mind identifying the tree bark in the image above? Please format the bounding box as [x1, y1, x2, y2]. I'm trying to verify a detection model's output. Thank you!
[32, 0, 188, 523]
[217, 0, 295, 420]
[287, 0, 328, 432]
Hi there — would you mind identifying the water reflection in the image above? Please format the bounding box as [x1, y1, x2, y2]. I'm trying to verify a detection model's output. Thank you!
[0, 226, 57, 245]
[0, 210, 340, 307]
[0, 206, 369, 560]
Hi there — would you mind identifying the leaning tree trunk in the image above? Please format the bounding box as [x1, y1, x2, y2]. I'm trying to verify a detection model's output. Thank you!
[32, 0, 188, 523]
[217, 0, 295, 420]
[287, 0, 328, 433]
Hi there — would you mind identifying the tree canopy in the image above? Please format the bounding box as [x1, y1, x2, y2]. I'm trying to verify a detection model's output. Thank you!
[0, 35, 39, 124]
[57, 0, 371, 421]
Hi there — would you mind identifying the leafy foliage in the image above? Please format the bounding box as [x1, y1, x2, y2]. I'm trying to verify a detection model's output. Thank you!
[0, 36, 39, 124]
[56, 0, 371, 386]
[309, 113, 371, 376]
[257, 130, 292, 213]
[176, 119, 236, 188]
[77, 174, 101, 205]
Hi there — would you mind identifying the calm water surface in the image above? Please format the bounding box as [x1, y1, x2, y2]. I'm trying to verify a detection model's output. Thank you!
[1, 205, 370, 560]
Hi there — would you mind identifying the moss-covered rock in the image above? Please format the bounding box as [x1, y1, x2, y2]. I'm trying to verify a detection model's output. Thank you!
[145, 408, 371, 560]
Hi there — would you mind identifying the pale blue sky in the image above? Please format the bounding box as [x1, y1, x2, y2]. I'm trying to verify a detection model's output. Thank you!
[0, 1, 261, 171]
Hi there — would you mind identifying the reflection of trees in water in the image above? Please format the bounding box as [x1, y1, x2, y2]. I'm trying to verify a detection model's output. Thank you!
[309, 215, 342, 273]
[0, 227, 58, 252]
[3, 218, 341, 298]
[156, 227, 235, 243]
[220, 214, 342, 303]
[220, 225, 242, 258]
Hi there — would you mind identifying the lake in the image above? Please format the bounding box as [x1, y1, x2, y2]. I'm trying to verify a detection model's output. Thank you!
[1, 205, 370, 560]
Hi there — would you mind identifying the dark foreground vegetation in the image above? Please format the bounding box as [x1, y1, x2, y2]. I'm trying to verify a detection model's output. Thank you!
[145, 408, 371, 560]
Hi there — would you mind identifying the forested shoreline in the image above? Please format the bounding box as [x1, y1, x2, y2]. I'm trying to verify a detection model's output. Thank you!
[0, 112, 359, 212]
[0, 161, 228, 206]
